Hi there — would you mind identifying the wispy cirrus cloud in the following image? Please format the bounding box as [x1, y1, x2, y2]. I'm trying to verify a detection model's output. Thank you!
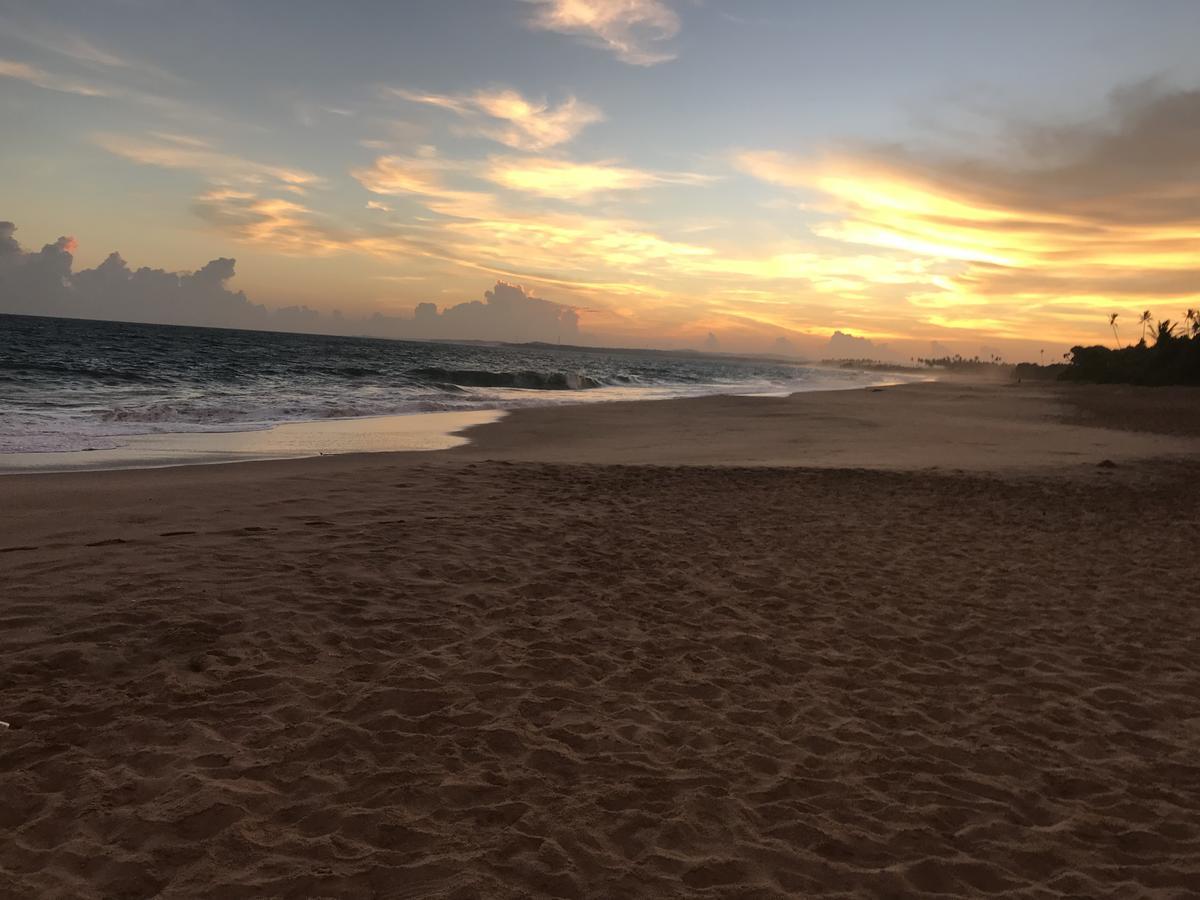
[0, 53, 210, 122]
[0, 57, 110, 97]
[346, 153, 914, 306]
[94, 131, 324, 193]
[193, 153, 947, 347]
[483, 156, 713, 201]
[192, 190, 347, 255]
[736, 81, 1200, 337]
[389, 86, 602, 151]
[350, 149, 500, 218]
[353, 144, 711, 209]
[523, 0, 681, 65]
[0, 15, 171, 77]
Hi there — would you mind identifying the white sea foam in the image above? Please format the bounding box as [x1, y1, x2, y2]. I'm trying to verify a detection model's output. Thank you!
[1, 315, 919, 453]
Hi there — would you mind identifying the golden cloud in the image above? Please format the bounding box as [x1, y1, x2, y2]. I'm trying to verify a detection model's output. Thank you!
[737, 83, 1200, 339]
[482, 156, 710, 201]
[95, 132, 324, 193]
[349, 151, 500, 219]
[390, 86, 602, 151]
[523, 0, 681, 66]
[0, 57, 109, 97]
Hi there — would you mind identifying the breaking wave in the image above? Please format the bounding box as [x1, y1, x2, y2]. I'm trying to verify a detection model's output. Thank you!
[1, 315, 916, 453]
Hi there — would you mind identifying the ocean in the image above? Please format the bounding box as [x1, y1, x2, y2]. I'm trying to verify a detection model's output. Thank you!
[1, 314, 902, 454]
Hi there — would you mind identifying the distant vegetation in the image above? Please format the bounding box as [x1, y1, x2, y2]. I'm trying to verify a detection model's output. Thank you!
[824, 354, 1016, 377]
[822, 358, 925, 373]
[829, 311, 1200, 387]
[1062, 311, 1200, 385]
[822, 355, 1013, 375]
[915, 354, 1012, 375]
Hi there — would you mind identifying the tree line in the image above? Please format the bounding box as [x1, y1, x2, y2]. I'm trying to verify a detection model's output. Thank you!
[1063, 311, 1200, 385]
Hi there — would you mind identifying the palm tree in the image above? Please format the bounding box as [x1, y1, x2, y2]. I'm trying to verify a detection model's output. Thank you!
[1108, 313, 1122, 348]
[1186, 308, 1199, 338]
[1155, 319, 1179, 344]
[1139, 310, 1153, 344]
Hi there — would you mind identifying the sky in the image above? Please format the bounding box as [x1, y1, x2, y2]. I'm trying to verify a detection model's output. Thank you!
[2, 0, 1200, 361]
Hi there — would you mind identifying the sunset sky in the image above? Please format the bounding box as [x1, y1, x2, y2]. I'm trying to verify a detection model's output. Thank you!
[3, 0, 1200, 359]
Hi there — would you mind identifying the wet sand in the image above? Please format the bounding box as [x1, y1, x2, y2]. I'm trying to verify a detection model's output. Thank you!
[2, 382, 1199, 897]
[0, 409, 502, 474]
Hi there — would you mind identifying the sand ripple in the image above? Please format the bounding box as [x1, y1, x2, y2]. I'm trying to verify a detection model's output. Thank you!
[2, 461, 1199, 897]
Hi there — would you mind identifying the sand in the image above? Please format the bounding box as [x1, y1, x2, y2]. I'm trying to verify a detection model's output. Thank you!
[2, 382, 1200, 898]
[454, 380, 1200, 470]
[0, 409, 503, 474]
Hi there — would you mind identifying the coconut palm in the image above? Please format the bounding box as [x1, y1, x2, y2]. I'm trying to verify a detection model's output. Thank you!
[1108, 313, 1122, 348]
[1139, 310, 1153, 344]
[1186, 308, 1199, 338]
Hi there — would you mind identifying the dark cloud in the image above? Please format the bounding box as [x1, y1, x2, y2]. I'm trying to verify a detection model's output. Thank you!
[863, 81, 1200, 228]
[405, 281, 580, 343]
[825, 330, 895, 361]
[956, 261, 1200, 300]
[771, 335, 797, 357]
[815, 81, 1200, 318]
[1005, 81, 1200, 220]
[0, 222, 75, 313]
[0, 221, 582, 343]
[1, 221, 270, 328]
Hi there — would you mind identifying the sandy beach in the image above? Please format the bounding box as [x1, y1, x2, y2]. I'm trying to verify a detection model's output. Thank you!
[3, 381, 1200, 898]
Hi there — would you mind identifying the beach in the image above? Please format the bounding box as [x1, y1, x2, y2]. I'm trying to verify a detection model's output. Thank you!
[3, 381, 1200, 897]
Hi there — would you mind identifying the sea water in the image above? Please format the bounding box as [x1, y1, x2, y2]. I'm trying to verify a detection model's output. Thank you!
[1, 314, 902, 454]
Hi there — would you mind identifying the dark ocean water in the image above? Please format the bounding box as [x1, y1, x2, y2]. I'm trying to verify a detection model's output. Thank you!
[0, 314, 903, 452]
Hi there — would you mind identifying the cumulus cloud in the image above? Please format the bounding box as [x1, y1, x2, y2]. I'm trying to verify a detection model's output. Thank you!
[524, 0, 681, 65]
[390, 86, 602, 151]
[0, 220, 271, 328]
[409, 281, 580, 342]
[771, 335, 798, 357]
[824, 330, 896, 361]
[0, 221, 582, 343]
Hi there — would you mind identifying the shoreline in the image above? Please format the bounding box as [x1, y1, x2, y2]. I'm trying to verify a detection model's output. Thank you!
[0, 409, 505, 475]
[4, 377, 1195, 476]
[3, 379, 1198, 554]
[0, 370, 924, 475]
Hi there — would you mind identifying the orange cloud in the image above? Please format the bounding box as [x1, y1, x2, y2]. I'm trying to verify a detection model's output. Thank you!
[181, 84, 1200, 353]
[350, 151, 500, 218]
[95, 132, 324, 193]
[193, 190, 345, 255]
[0, 57, 109, 96]
[390, 86, 602, 151]
[483, 156, 711, 201]
[524, 0, 681, 65]
[737, 84, 1200, 342]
